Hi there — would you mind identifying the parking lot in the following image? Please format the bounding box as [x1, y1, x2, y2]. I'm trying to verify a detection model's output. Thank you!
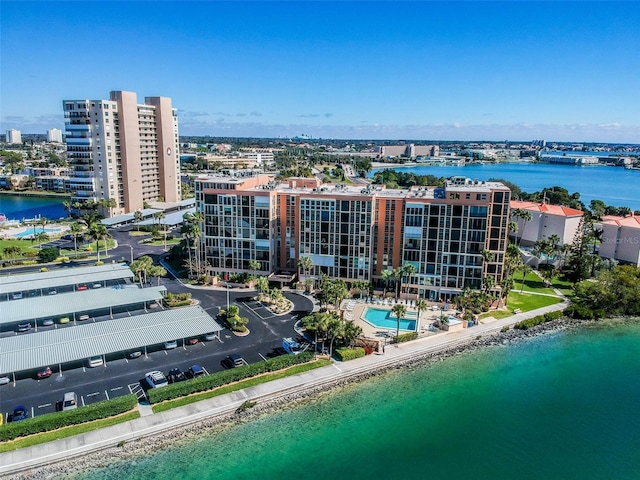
[0, 284, 313, 421]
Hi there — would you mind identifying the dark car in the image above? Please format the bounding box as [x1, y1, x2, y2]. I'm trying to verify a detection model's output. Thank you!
[36, 367, 53, 379]
[222, 354, 245, 369]
[188, 364, 206, 379]
[12, 406, 28, 422]
[267, 347, 287, 358]
[17, 323, 32, 333]
[61, 234, 73, 240]
[166, 368, 187, 384]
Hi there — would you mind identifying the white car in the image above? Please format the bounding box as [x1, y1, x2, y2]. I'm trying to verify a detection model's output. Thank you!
[0, 376, 10, 386]
[86, 356, 104, 368]
[144, 371, 168, 389]
[163, 340, 178, 350]
[62, 392, 78, 411]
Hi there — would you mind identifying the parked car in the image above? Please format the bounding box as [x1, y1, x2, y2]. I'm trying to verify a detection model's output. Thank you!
[92, 283, 102, 289]
[77, 284, 88, 291]
[126, 350, 142, 359]
[188, 364, 206, 378]
[59, 317, 70, 324]
[17, 323, 32, 333]
[203, 332, 217, 341]
[144, 371, 168, 389]
[36, 367, 53, 379]
[41, 318, 54, 327]
[86, 356, 104, 368]
[163, 340, 178, 350]
[12, 292, 23, 300]
[186, 338, 199, 345]
[11, 406, 28, 422]
[0, 376, 11, 386]
[62, 392, 78, 411]
[61, 234, 73, 241]
[166, 368, 187, 384]
[222, 354, 245, 369]
[48, 289, 58, 295]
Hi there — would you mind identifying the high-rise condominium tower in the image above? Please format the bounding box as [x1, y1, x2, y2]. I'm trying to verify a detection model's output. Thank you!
[63, 91, 180, 217]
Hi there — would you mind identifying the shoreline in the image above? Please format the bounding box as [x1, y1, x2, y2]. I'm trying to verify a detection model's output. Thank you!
[8, 315, 611, 480]
[0, 191, 71, 199]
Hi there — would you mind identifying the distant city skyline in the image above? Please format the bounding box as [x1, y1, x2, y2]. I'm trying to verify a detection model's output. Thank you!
[1, 1, 639, 143]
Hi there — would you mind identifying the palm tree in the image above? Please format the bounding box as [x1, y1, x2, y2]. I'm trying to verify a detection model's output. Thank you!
[401, 263, 417, 298]
[256, 275, 269, 294]
[512, 208, 533, 246]
[191, 212, 204, 274]
[156, 211, 167, 250]
[381, 269, 394, 297]
[391, 268, 402, 301]
[415, 298, 428, 332]
[63, 200, 72, 218]
[248, 259, 260, 279]
[133, 210, 143, 231]
[70, 222, 83, 258]
[392, 303, 407, 341]
[520, 264, 533, 293]
[327, 316, 345, 357]
[297, 255, 314, 285]
[148, 264, 167, 286]
[88, 222, 108, 262]
[34, 231, 49, 248]
[342, 321, 363, 348]
[131, 255, 154, 287]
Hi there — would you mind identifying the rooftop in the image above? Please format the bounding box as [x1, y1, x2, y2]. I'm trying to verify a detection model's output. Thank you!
[0, 305, 222, 374]
[511, 200, 584, 217]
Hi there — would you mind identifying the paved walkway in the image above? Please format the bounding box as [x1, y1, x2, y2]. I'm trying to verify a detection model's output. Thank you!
[0, 299, 568, 476]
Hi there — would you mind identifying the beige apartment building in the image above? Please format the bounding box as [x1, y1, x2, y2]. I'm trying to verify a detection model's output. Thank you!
[194, 174, 510, 301]
[63, 91, 180, 217]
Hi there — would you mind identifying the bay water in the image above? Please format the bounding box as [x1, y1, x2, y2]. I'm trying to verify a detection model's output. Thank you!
[0, 195, 67, 221]
[370, 162, 640, 211]
[79, 321, 640, 480]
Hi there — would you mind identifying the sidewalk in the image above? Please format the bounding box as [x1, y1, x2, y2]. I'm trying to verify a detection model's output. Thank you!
[0, 300, 567, 475]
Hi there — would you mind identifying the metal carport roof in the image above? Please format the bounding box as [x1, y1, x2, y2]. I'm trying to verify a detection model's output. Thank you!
[100, 208, 162, 226]
[2, 285, 166, 324]
[137, 207, 196, 227]
[0, 264, 133, 295]
[0, 305, 223, 374]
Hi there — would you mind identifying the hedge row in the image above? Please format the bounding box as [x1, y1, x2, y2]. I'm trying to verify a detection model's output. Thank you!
[393, 332, 418, 343]
[148, 352, 316, 404]
[0, 394, 137, 442]
[514, 310, 564, 330]
[335, 347, 365, 361]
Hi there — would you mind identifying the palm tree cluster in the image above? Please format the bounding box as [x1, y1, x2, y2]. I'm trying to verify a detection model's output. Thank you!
[381, 263, 417, 301]
[180, 211, 204, 278]
[301, 312, 363, 356]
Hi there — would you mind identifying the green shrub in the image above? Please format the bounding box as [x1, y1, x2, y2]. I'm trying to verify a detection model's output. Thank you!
[501, 326, 510, 333]
[335, 347, 365, 361]
[95, 261, 104, 266]
[514, 312, 564, 330]
[0, 394, 137, 442]
[393, 332, 418, 343]
[148, 352, 315, 404]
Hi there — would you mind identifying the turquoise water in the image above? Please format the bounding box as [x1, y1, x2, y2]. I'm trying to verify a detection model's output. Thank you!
[13, 226, 64, 238]
[370, 162, 640, 210]
[80, 320, 640, 480]
[364, 307, 417, 331]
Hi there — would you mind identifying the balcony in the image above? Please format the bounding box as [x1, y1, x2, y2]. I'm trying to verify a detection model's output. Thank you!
[65, 124, 91, 132]
[66, 138, 92, 146]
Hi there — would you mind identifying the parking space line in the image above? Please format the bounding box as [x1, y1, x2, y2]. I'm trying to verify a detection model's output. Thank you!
[258, 353, 267, 361]
[104, 390, 110, 400]
[38, 403, 51, 409]
[111, 386, 123, 392]
[81, 396, 85, 407]
[87, 392, 100, 397]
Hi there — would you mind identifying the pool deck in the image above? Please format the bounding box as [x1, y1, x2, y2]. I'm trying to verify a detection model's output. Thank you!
[341, 299, 449, 341]
[0, 223, 69, 240]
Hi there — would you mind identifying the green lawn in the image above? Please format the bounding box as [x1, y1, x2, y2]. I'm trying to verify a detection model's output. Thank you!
[129, 231, 151, 237]
[0, 411, 140, 453]
[139, 238, 181, 247]
[505, 291, 563, 311]
[512, 270, 556, 295]
[152, 358, 332, 413]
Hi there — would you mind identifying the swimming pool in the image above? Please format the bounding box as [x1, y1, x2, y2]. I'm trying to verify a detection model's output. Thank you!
[363, 308, 416, 331]
[13, 227, 64, 238]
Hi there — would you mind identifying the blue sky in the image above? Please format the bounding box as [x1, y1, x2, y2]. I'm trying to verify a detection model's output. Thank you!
[1, 1, 639, 142]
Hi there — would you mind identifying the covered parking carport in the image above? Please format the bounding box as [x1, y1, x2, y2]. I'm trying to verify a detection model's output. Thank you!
[0, 305, 223, 382]
[0, 263, 134, 301]
[1, 286, 167, 332]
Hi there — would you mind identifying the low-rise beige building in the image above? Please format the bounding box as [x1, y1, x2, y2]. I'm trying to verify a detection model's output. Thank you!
[599, 215, 640, 267]
[510, 200, 584, 246]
